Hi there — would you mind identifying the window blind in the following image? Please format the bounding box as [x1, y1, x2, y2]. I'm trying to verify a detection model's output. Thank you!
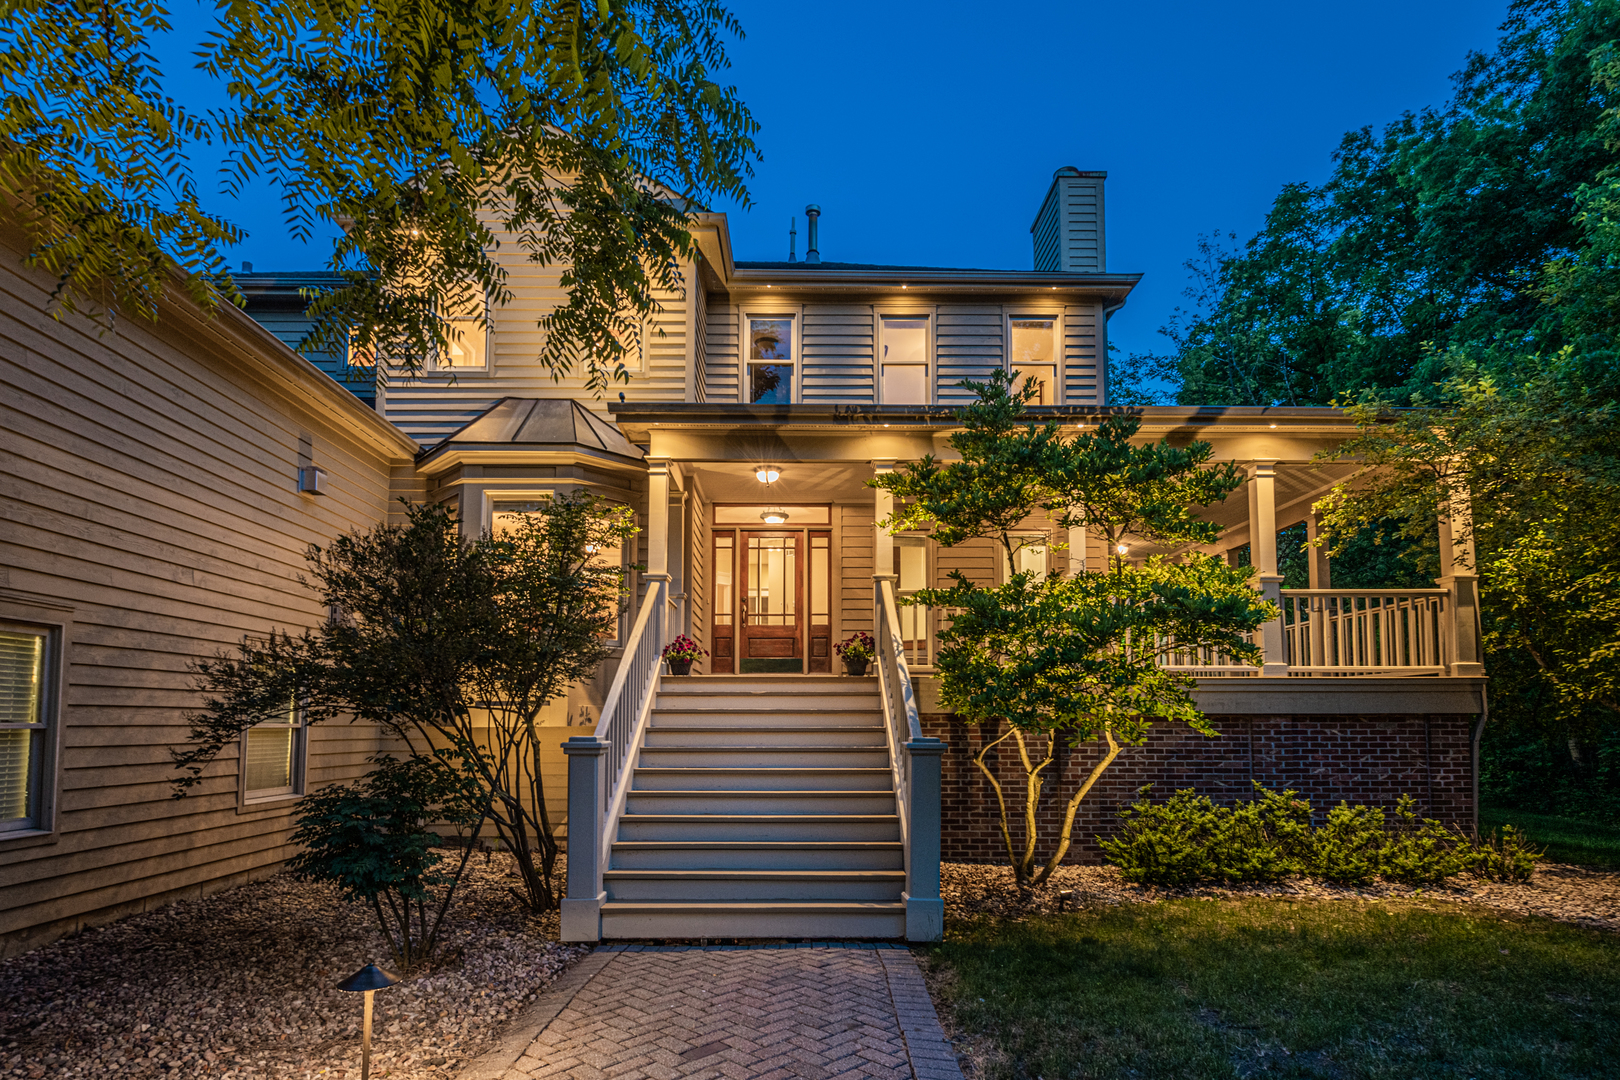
[0, 629, 45, 824]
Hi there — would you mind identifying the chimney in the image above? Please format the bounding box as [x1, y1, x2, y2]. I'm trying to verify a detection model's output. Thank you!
[804, 204, 821, 264]
[1030, 167, 1106, 272]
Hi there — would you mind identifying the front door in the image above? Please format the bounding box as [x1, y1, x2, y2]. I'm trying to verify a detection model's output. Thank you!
[741, 531, 803, 673]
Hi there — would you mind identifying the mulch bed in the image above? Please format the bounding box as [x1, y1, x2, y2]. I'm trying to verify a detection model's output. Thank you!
[0, 853, 583, 1079]
[941, 859, 1620, 931]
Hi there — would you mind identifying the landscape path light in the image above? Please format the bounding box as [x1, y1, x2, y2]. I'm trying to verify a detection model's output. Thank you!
[337, 963, 401, 1080]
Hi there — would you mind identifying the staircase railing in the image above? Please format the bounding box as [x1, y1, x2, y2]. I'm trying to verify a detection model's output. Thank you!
[560, 574, 667, 942]
[874, 577, 944, 942]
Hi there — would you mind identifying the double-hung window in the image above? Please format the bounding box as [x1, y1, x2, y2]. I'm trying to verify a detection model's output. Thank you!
[0, 625, 50, 832]
[879, 316, 930, 404]
[1009, 317, 1058, 404]
[747, 316, 795, 404]
[1002, 535, 1050, 584]
[244, 695, 305, 800]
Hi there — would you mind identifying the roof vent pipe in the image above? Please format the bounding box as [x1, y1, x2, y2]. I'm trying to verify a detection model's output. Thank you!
[788, 217, 797, 263]
[804, 204, 821, 264]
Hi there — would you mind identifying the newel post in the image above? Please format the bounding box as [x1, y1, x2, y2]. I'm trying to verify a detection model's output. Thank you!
[1248, 461, 1288, 675]
[560, 736, 609, 942]
[903, 737, 945, 943]
[1437, 481, 1485, 677]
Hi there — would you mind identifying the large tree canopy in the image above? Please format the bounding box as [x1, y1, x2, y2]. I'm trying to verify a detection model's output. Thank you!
[0, 0, 758, 391]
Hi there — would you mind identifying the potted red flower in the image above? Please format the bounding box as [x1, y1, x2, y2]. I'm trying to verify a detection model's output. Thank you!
[834, 631, 876, 677]
[661, 635, 707, 676]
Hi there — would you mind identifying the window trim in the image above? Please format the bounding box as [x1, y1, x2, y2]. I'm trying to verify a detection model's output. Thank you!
[875, 310, 934, 405]
[431, 316, 492, 375]
[998, 532, 1051, 585]
[739, 307, 801, 404]
[1004, 309, 1064, 405]
[240, 694, 308, 808]
[0, 598, 69, 846]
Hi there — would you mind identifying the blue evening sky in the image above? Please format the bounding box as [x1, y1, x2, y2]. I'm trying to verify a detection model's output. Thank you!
[171, 0, 1513, 363]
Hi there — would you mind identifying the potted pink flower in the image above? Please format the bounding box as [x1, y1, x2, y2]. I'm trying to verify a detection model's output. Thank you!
[662, 635, 707, 676]
[834, 631, 876, 677]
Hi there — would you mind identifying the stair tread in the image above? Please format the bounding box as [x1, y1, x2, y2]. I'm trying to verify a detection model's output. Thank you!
[647, 725, 886, 731]
[628, 789, 895, 797]
[634, 766, 891, 772]
[604, 868, 905, 878]
[620, 814, 897, 822]
[601, 900, 905, 911]
[612, 840, 902, 849]
[640, 746, 886, 753]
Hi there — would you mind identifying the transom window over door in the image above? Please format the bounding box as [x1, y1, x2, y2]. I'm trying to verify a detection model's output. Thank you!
[748, 317, 794, 404]
[880, 316, 929, 404]
[1009, 317, 1058, 404]
[0, 625, 49, 832]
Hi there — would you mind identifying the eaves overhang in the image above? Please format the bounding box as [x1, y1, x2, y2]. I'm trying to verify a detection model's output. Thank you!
[725, 266, 1142, 301]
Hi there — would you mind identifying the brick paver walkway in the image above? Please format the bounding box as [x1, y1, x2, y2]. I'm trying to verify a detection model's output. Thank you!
[459, 945, 964, 1080]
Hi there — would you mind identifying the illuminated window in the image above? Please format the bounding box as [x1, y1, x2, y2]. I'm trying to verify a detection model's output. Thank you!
[1001, 535, 1049, 584]
[493, 497, 627, 645]
[748, 316, 794, 404]
[440, 319, 488, 369]
[245, 695, 304, 800]
[1009, 318, 1058, 404]
[880, 316, 929, 404]
[0, 625, 50, 832]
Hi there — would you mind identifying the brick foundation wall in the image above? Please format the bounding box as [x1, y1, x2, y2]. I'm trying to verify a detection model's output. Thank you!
[923, 713, 1476, 865]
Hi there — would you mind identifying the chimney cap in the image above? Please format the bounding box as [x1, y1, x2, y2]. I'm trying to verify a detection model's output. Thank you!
[804, 203, 821, 214]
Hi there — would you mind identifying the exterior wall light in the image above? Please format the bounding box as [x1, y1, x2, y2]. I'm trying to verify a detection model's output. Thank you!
[337, 963, 401, 1080]
[298, 466, 327, 495]
[755, 467, 780, 483]
[1116, 544, 1129, 556]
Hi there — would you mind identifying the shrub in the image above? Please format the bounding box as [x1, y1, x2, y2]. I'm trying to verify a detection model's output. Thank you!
[1380, 795, 1476, 885]
[288, 755, 486, 971]
[1102, 785, 1525, 888]
[1100, 787, 1222, 886]
[1477, 824, 1541, 882]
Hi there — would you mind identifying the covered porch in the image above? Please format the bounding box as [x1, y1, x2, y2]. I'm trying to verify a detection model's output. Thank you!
[616, 403, 1485, 686]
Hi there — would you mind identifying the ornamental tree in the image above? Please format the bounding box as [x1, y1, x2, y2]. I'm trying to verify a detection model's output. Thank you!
[174, 493, 637, 913]
[873, 371, 1274, 887]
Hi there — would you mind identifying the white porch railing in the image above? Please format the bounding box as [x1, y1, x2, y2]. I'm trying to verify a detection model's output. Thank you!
[1280, 589, 1448, 675]
[560, 575, 668, 942]
[898, 586, 1457, 680]
[874, 577, 944, 942]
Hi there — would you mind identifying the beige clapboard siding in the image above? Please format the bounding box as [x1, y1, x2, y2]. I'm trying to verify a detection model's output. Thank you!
[935, 305, 1004, 405]
[801, 305, 875, 403]
[380, 244, 696, 445]
[1064, 304, 1102, 405]
[704, 294, 739, 402]
[837, 503, 875, 635]
[0, 240, 411, 956]
[692, 277, 708, 402]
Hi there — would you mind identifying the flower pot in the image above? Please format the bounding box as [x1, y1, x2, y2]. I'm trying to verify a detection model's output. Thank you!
[843, 658, 869, 677]
[668, 658, 694, 676]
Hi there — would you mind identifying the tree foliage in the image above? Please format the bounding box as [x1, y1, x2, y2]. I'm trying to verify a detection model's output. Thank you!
[874, 372, 1273, 887]
[0, 0, 758, 391]
[175, 495, 638, 913]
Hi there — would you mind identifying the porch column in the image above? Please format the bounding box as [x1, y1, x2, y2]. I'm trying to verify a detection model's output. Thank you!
[1304, 511, 1331, 590]
[645, 457, 671, 578]
[1248, 461, 1288, 676]
[872, 458, 896, 582]
[1437, 483, 1485, 676]
[1068, 522, 1088, 574]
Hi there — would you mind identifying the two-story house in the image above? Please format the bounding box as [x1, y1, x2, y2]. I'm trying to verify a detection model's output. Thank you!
[0, 168, 1486, 953]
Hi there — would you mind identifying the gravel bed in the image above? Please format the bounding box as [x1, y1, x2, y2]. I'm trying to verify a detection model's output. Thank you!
[0, 853, 584, 1079]
[942, 860, 1620, 930]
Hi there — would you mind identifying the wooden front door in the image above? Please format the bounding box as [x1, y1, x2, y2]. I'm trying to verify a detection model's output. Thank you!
[740, 531, 803, 673]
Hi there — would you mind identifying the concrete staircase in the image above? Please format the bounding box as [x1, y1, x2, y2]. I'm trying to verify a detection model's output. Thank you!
[598, 674, 906, 939]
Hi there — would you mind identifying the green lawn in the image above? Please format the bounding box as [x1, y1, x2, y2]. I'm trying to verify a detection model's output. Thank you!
[927, 900, 1618, 1080]
[1480, 805, 1620, 868]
